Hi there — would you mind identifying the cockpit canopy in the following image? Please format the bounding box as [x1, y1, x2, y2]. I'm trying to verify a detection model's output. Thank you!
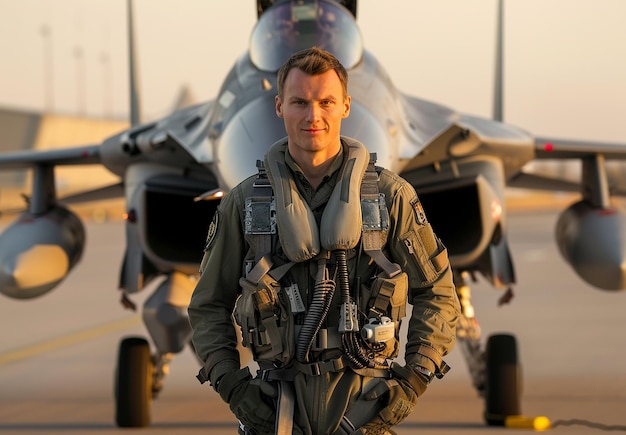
[250, 0, 363, 72]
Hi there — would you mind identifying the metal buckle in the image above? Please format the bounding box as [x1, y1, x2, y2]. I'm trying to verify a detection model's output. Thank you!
[309, 362, 321, 376]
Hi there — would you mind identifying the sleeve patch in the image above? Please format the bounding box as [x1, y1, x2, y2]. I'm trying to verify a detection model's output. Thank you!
[411, 198, 428, 225]
[204, 212, 219, 251]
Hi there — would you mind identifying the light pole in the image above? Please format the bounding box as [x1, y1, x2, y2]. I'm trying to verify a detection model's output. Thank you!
[40, 24, 54, 113]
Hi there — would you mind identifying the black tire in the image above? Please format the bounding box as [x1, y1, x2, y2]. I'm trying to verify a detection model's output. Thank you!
[115, 336, 153, 427]
[484, 333, 521, 426]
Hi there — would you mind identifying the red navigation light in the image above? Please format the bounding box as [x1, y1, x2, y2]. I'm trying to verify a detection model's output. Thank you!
[543, 143, 554, 152]
[124, 209, 138, 223]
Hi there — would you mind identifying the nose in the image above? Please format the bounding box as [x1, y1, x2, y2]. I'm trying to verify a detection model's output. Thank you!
[306, 103, 321, 122]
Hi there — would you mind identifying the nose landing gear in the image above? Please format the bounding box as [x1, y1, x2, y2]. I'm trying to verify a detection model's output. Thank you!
[114, 272, 196, 427]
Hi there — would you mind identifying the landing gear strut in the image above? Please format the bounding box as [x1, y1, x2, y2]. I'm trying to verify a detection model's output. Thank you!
[455, 272, 522, 425]
[114, 272, 197, 427]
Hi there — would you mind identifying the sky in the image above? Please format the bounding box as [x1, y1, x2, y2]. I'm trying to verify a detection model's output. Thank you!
[1, 0, 625, 145]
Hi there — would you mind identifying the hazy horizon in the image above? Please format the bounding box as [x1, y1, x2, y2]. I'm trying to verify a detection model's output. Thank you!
[1, 0, 625, 144]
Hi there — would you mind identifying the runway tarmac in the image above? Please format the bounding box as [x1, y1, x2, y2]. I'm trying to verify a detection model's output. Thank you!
[1, 207, 625, 434]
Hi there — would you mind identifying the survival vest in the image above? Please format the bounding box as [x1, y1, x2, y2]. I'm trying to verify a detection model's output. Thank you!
[234, 137, 408, 370]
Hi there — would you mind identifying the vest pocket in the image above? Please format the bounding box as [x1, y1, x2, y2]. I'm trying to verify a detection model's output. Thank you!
[400, 227, 447, 285]
[361, 271, 408, 360]
[235, 274, 294, 367]
[366, 271, 408, 322]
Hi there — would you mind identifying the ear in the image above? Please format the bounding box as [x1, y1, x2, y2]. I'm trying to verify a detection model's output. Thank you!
[275, 95, 284, 118]
[342, 95, 351, 118]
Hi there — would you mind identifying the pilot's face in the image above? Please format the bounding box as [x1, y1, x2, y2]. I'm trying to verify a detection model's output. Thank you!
[276, 68, 350, 165]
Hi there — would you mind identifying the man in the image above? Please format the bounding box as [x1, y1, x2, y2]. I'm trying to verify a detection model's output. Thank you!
[188, 47, 460, 435]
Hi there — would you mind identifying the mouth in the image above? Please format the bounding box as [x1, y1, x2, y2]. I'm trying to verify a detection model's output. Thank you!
[302, 127, 325, 135]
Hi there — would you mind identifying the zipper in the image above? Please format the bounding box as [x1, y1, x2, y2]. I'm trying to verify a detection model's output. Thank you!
[402, 231, 438, 284]
[403, 238, 415, 255]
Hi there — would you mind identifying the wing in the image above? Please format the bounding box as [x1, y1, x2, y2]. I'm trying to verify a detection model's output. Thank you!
[0, 98, 221, 300]
[0, 145, 101, 169]
[395, 92, 626, 292]
[506, 137, 626, 195]
[534, 136, 626, 160]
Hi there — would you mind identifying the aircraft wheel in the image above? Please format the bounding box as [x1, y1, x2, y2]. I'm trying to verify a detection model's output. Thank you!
[115, 336, 153, 427]
[484, 333, 521, 425]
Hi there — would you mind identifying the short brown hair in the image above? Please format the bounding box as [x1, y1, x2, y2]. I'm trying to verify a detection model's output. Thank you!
[276, 47, 349, 99]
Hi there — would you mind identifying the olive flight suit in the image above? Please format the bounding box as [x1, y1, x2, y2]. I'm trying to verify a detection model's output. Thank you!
[188, 138, 460, 434]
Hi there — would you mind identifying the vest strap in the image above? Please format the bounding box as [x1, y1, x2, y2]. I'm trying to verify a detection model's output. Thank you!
[247, 160, 276, 263]
[360, 157, 401, 278]
[275, 381, 295, 434]
[405, 343, 450, 378]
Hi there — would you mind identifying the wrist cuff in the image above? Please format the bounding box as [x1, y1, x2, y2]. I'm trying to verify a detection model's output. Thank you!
[390, 362, 428, 396]
[217, 366, 251, 403]
[209, 360, 241, 390]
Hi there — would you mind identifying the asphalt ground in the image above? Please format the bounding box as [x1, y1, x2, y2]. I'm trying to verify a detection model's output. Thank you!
[1, 205, 625, 434]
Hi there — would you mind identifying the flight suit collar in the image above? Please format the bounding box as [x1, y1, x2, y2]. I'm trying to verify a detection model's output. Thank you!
[285, 141, 345, 210]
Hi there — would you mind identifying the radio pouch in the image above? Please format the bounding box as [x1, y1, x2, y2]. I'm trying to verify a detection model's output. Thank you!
[235, 256, 295, 367]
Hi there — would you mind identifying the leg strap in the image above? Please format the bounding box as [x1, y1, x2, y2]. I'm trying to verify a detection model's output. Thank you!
[275, 380, 295, 434]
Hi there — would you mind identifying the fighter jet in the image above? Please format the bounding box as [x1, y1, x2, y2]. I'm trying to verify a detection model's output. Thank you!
[1, 0, 625, 428]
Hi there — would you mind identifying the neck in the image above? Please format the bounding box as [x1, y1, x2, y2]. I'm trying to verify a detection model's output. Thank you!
[300, 160, 331, 189]
[290, 143, 341, 189]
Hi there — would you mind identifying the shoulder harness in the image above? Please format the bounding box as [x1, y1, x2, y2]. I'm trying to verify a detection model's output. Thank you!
[245, 137, 399, 277]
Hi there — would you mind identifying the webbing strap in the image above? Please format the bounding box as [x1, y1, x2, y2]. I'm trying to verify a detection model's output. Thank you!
[362, 233, 400, 278]
[275, 380, 295, 434]
[260, 356, 346, 381]
[405, 343, 450, 378]
[268, 261, 296, 282]
[368, 276, 395, 318]
[260, 358, 392, 381]
[390, 362, 429, 396]
[361, 157, 401, 278]
[254, 285, 284, 356]
[241, 253, 286, 357]
[246, 255, 273, 284]
[196, 350, 239, 385]
[249, 160, 275, 263]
